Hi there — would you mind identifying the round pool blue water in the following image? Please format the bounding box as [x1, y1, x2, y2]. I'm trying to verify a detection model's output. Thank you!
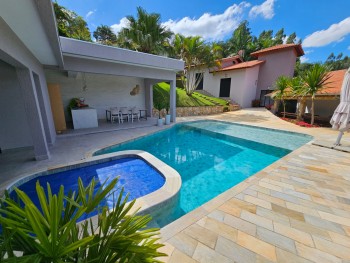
[95, 121, 312, 227]
[10, 157, 165, 221]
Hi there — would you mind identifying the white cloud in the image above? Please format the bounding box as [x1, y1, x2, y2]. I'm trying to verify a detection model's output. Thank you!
[303, 17, 350, 47]
[300, 56, 309, 63]
[249, 0, 275, 19]
[111, 17, 130, 34]
[304, 49, 314, 55]
[161, 2, 250, 41]
[85, 10, 96, 19]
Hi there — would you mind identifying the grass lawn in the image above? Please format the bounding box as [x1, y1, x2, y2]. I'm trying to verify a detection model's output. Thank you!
[153, 82, 228, 107]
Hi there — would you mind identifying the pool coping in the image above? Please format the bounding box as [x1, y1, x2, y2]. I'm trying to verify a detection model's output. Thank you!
[4, 150, 182, 219]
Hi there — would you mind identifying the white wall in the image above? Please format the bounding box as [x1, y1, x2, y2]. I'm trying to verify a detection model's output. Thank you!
[306, 99, 339, 117]
[45, 70, 146, 120]
[0, 60, 33, 150]
[200, 66, 259, 108]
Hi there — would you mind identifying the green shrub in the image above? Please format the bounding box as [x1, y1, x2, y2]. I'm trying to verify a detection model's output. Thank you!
[0, 178, 165, 262]
[223, 106, 229, 112]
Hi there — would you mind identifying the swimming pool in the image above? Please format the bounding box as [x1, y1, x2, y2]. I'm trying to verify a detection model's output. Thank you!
[95, 120, 312, 227]
[8, 152, 181, 221]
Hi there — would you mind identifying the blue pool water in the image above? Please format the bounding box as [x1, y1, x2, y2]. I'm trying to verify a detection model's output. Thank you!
[95, 121, 312, 226]
[10, 157, 165, 221]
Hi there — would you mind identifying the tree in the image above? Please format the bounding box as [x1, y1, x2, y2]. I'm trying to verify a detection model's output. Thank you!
[325, 52, 350, 70]
[53, 2, 91, 41]
[93, 25, 117, 45]
[227, 21, 255, 61]
[299, 64, 332, 125]
[173, 34, 222, 95]
[274, 28, 286, 45]
[271, 76, 291, 117]
[286, 32, 297, 44]
[0, 178, 165, 262]
[117, 7, 173, 55]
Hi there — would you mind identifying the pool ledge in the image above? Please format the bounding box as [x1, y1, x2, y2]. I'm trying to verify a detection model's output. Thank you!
[4, 150, 182, 219]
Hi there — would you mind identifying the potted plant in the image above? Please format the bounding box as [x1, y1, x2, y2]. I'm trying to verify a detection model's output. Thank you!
[153, 99, 165, 126]
[164, 100, 171, 125]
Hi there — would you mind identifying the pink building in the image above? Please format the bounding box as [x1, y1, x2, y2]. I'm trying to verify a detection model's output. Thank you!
[197, 44, 304, 108]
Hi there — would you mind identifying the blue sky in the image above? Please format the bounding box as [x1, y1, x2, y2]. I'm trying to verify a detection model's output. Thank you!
[56, 0, 350, 63]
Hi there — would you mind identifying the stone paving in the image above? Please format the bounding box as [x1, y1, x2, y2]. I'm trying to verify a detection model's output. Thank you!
[158, 110, 350, 263]
[1, 109, 350, 262]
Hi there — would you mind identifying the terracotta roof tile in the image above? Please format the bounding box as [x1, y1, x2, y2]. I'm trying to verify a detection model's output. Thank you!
[251, 44, 304, 57]
[319, 69, 346, 95]
[211, 60, 265, 72]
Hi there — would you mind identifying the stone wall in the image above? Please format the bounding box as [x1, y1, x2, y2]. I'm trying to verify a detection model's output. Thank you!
[153, 104, 240, 118]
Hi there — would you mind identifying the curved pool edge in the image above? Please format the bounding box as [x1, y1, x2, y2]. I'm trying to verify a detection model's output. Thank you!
[4, 150, 182, 220]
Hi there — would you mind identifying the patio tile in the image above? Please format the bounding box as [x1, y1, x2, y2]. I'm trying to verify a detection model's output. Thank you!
[223, 213, 257, 236]
[168, 249, 198, 263]
[183, 224, 218, 249]
[240, 210, 273, 231]
[318, 210, 350, 227]
[290, 219, 331, 240]
[270, 190, 301, 204]
[276, 248, 313, 263]
[273, 222, 314, 247]
[202, 216, 238, 243]
[168, 232, 198, 257]
[328, 231, 350, 248]
[244, 194, 272, 209]
[218, 197, 257, 217]
[215, 236, 257, 263]
[304, 214, 346, 234]
[236, 230, 277, 262]
[192, 242, 231, 263]
[256, 206, 291, 225]
[312, 235, 350, 260]
[295, 242, 342, 263]
[257, 192, 286, 207]
[257, 227, 296, 254]
[271, 203, 305, 222]
[285, 202, 320, 217]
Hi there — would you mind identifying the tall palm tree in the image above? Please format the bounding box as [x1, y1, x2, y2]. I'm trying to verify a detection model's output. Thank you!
[271, 76, 291, 117]
[117, 7, 173, 55]
[300, 64, 332, 125]
[173, 34, 222, 95]
[289, 76, 304, 120]
[93, 25, 117, 46]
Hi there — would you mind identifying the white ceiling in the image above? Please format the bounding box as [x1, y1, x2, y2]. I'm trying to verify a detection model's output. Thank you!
[0, 0, 58, 65]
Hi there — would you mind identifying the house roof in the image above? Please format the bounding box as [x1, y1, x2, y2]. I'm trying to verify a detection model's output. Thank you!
[250, 44, 304, 58]
[220, 55, 243, 63]
[211, 60, 265, 73]
[320, 69, 347, 95]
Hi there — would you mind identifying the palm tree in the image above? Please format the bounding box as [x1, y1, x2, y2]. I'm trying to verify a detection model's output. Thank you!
[271, 76, 291, 117]
[117, 7, 173, 55]
[289, 76, 304, 120]
[93, 25, 117, 45]
[173, 34, 222, 95]
[300, 64, 332, 125]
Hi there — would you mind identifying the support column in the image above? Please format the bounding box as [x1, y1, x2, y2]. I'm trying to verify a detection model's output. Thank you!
[17, 68, 50, 160]
[170, 77, 176, 123]
[144, 79, 153, 117]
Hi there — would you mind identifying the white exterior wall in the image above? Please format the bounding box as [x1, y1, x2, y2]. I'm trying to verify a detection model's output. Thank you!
[200, 66, 259, 108]
[305, 99, 339, 117]
[45, 70, 145, 121]
[0, 60, 33, 150]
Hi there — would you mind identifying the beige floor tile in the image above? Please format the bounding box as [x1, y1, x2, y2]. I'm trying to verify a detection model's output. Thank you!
[237, 231, 277, 262]
[168, 232, 198, 257]
[168, 249, 198, 263]
[271, 203, 305, 222]
[328, 231, 350, 248]
[215, 236, 257, 263]
[224, 213, 257, 236]
[274, 222, 314, 247]
[276, 248, 313, 263]
[304, 214, 347, 235]
[202, 216, 238, 243]
[313, 235, 350, 260]
[218, 197, 256, 217]
[240, 210, 273, 231]
[183, 224, 218, 249]
[296, 242, 342, 263]
[285, 201, 320, 217]
[192, 242, 231, 263]
[256, 206, 291, 226]
[257, 227, 296, 253]
[257, 192, 286, 207]
[318, 210, 350, 227]
[244, 194, 272, 210]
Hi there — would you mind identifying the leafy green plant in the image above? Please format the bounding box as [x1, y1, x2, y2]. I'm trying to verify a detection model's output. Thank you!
[0, 178, 165, 262]
[153, 93, 166, 119]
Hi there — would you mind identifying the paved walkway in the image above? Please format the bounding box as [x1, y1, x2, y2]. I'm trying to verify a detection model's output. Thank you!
[159, 110, 350, 263]
[1, 109, 350, 262]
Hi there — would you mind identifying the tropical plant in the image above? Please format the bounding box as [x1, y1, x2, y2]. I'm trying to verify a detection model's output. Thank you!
[299, 64, 332, 125]
[93, 25, 117, 45]
[173, 34, 222, 95]
[0, 177, 165, 262]
[271, 76, 291, 117]
[153, 93, 166, 119]
[53, 2, 91, 41]
[117, 7, 173, 55]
